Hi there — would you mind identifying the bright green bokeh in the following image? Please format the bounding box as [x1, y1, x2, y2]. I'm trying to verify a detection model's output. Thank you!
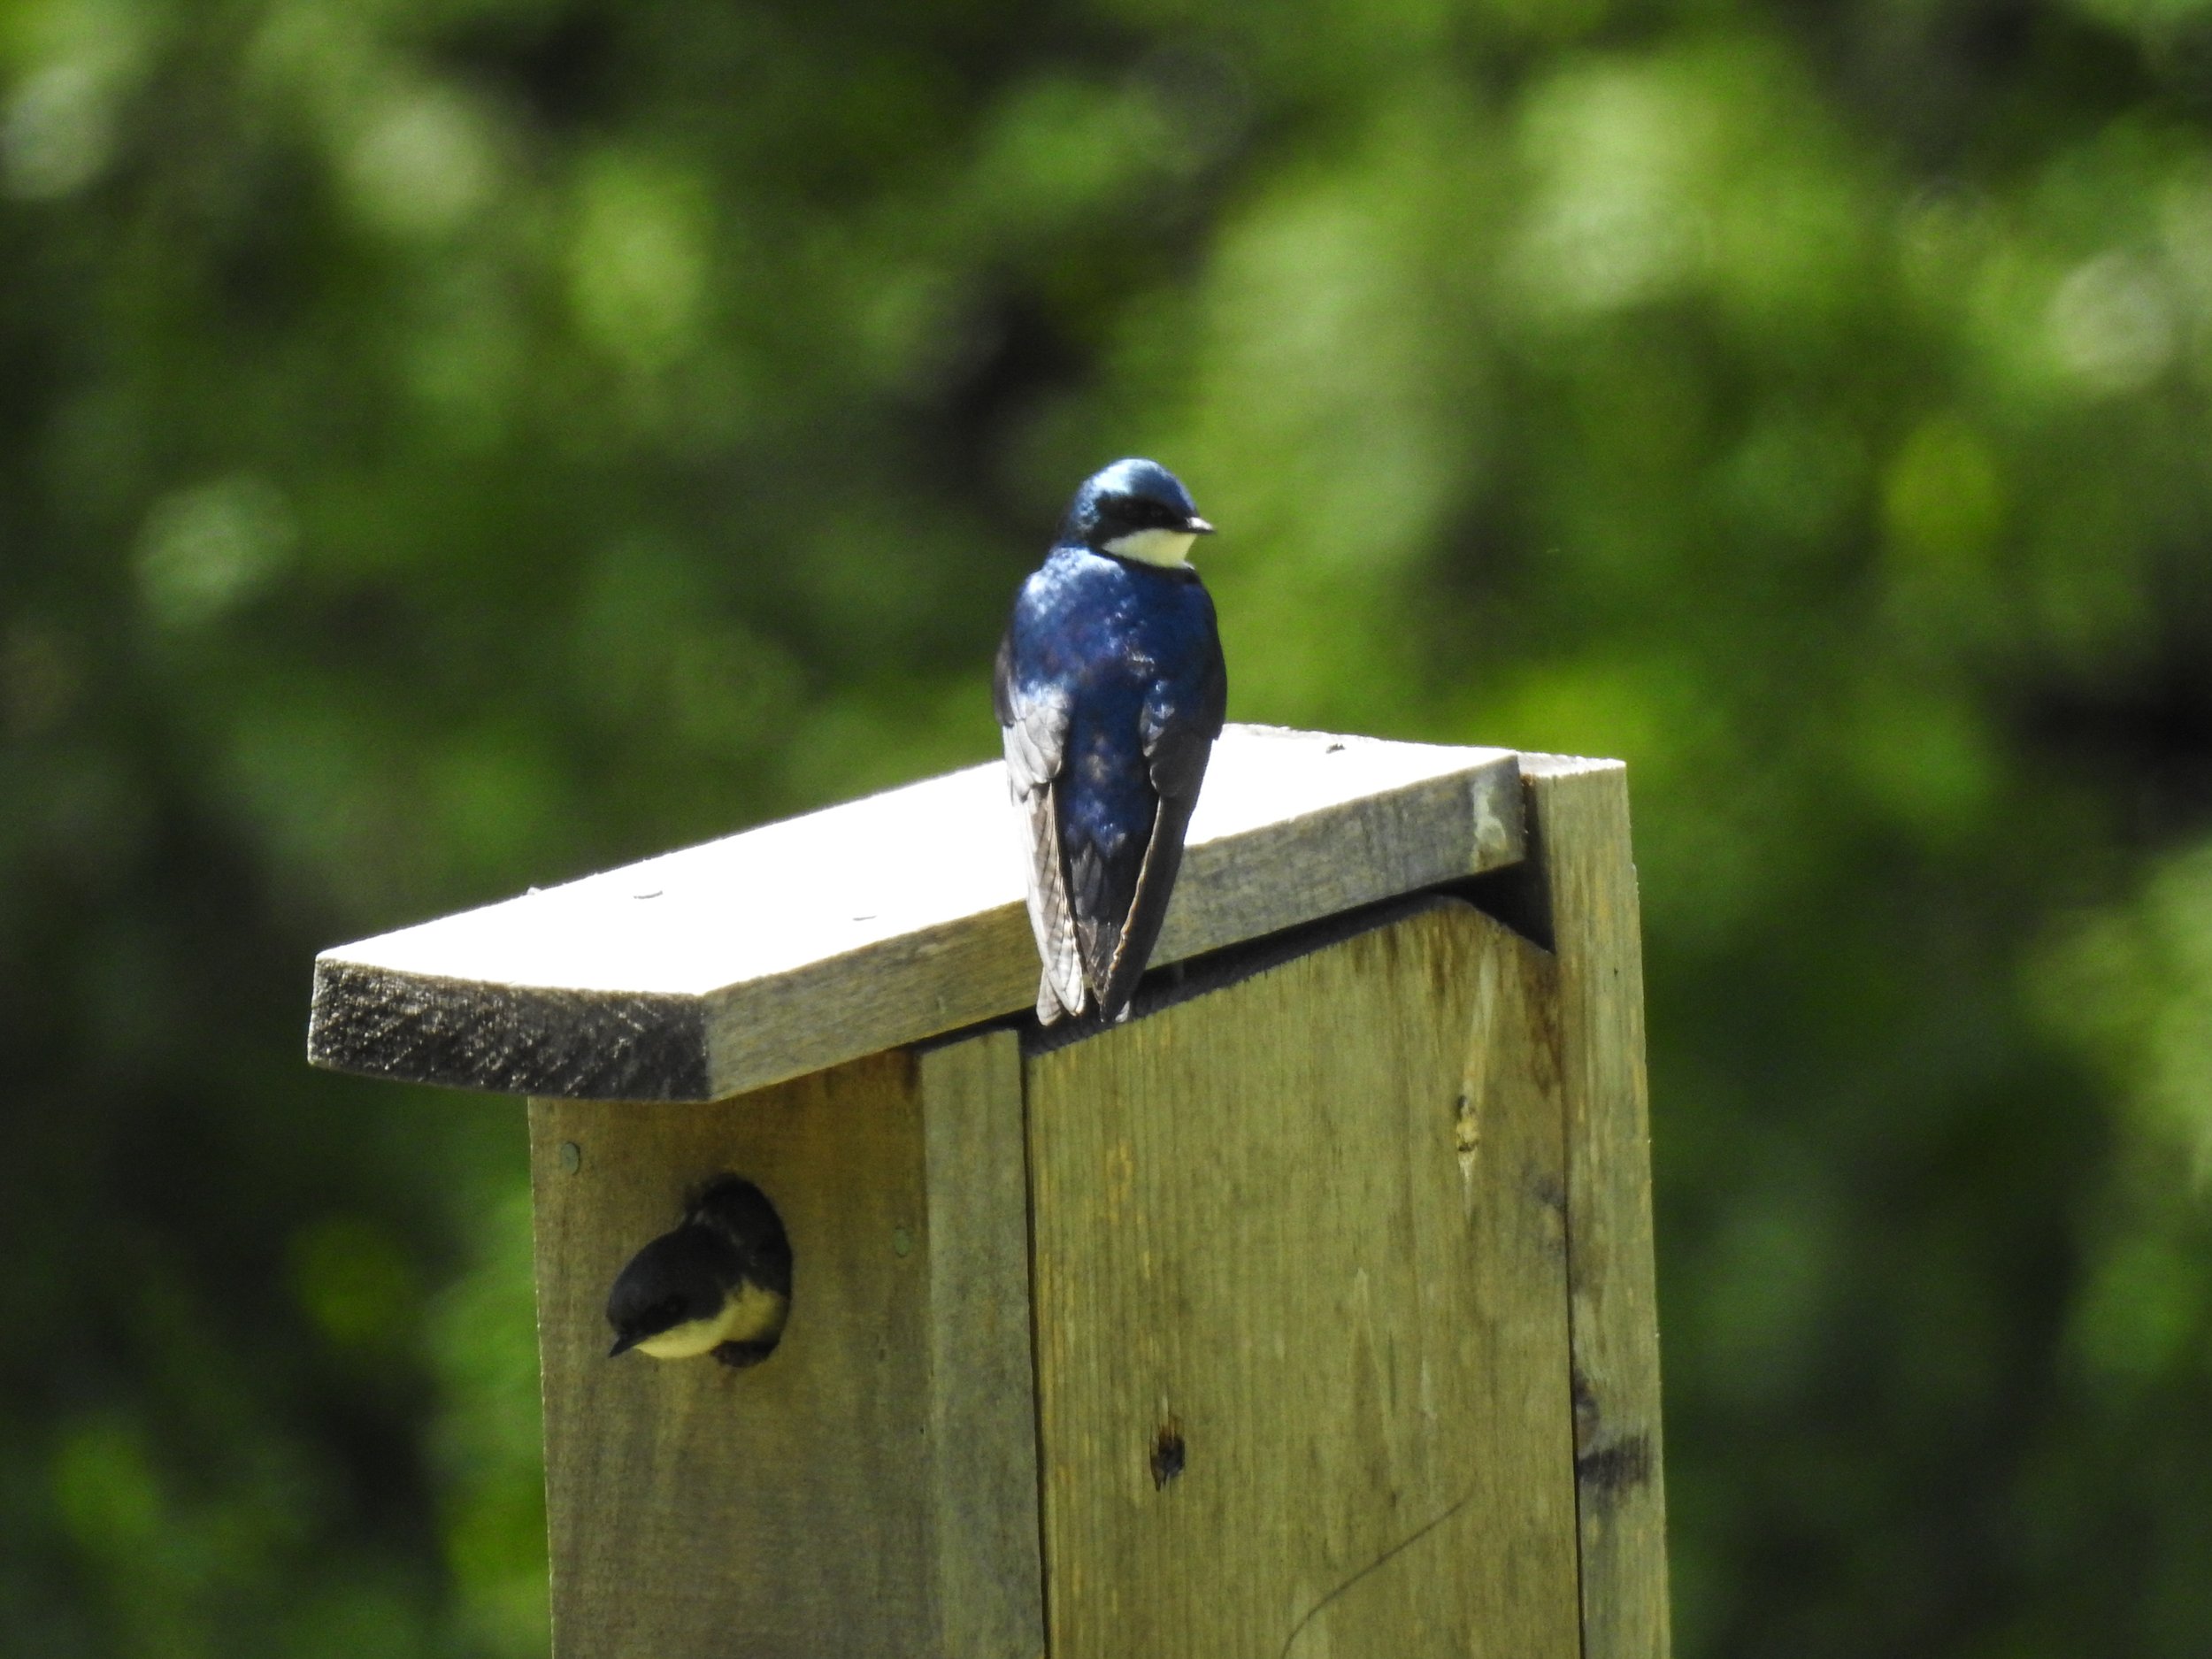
[4, 1, 2211, 1654]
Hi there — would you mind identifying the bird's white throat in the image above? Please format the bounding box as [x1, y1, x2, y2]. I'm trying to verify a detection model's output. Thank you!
[635, 1281, 789, 1360]
[1103, 527, 1198, 567]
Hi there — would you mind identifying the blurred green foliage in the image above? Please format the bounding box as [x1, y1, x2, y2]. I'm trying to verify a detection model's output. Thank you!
[4, 0, 2212, 1652]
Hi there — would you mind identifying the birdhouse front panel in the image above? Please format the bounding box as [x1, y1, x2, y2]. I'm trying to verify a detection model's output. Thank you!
[526, 1034, 1044, 1659]
[1027, 897, 1579, 1659]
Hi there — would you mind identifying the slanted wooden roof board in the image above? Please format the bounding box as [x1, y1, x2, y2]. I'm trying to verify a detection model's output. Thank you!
[308, 724, 1527, 1102]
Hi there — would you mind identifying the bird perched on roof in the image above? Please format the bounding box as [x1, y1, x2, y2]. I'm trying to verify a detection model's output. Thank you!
[605, 1175, 792, 1368]
[995, 458, 1228, 1025]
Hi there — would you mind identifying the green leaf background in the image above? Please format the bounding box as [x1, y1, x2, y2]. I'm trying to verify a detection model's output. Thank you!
[4, 0, 2212, 1652]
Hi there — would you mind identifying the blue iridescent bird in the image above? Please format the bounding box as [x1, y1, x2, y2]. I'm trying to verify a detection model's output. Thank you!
[995, 459, 1228, 1025]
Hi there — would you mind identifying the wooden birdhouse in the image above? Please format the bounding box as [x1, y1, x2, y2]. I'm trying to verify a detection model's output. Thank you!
[307, 725, 1670, 1659]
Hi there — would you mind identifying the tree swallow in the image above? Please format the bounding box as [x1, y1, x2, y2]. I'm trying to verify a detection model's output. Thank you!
[995, 458, 1228, 1025]
[605, 1176, 792, 1367]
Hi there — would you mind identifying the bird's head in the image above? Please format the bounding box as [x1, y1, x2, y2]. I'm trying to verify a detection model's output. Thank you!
[605, 1226, 738, 1359]
[1060, 458, 1215, 567]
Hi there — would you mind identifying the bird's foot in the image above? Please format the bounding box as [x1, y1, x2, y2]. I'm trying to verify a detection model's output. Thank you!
[713, 1338, 778, 1369]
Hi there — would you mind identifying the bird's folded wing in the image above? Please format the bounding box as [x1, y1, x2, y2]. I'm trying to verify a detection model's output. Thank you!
[1100, 640, 1230, 1015]
[1099, 719, 1215, 1014]
[995, 659, 1085, 1020]
[1023, 772, 1085, 1020]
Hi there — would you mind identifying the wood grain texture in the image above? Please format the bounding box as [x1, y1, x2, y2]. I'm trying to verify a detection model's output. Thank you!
[1025, 899, 1581, 1659]
[1519, 757, 1672, 1659]
[918, 1032, 1047, 1659]
[529, 1030, 1042, 1659]
[311, 726, 1525, 1102]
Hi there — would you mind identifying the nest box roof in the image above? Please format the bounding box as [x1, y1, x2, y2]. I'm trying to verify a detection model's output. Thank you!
[308, 725, 1526, 1102]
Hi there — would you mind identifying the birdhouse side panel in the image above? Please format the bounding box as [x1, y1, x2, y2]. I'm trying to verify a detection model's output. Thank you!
[1521, 758, 1671, 1659]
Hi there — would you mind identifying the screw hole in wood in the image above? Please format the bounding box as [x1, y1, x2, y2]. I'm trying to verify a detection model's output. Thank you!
[1150, 1420, 1187, 1489]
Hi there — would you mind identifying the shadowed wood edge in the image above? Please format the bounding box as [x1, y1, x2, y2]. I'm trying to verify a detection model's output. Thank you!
[311, 962, 711, 1099]
[1519, 756, 1672, 1659]
[307, 727, 1528, 1102]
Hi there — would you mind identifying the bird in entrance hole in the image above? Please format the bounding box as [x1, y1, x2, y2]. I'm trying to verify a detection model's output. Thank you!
[995, 458, 1228, 1025]
[605, 1176, 792, 1368]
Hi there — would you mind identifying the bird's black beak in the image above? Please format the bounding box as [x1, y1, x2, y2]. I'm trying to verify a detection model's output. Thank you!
[1186, 516, 1216, 535]
[608, 1331, 641, 1358]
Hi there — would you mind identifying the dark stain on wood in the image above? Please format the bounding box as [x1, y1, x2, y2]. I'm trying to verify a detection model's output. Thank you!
[1576, 1433, 1653, 1498]
[1149, 1420, 1186, 1489]
[1571, 1364, 1601, 1451]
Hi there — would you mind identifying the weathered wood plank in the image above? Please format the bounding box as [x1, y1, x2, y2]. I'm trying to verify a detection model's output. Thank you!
[1520, 757, 1672, 1659]
[1025, 898, 1581, 1659]
[310, 725, 1524, 1102]
[530, 1057, 936, 1659]
[528, 1029, 1042, 1659]
[917, 1031, 1046, 1658]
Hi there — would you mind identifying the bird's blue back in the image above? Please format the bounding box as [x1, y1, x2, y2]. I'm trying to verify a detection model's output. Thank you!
[1004, 545, 1220, 869]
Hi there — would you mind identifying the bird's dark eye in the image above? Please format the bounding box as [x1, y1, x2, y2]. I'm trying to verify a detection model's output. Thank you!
[656, 1296, 688, 1326]
[1105, 495, 1183, 531]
